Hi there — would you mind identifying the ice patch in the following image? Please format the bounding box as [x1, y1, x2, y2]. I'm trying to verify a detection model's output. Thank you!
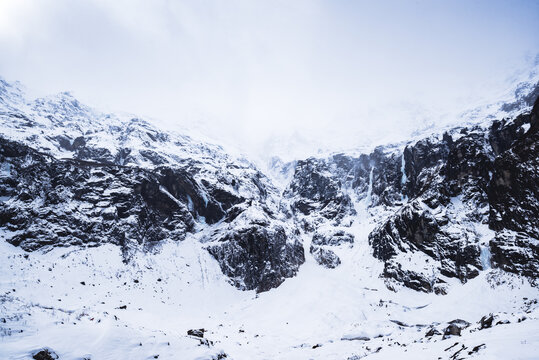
[480, 245, 492, 270]
[400, 153, 408, 203]
[0, 162, 11, 177]
[400, 153, 407, 186]
[159, 185, 183, 208]
[186, 194, 195, 212]
[366, 167, 374, 206]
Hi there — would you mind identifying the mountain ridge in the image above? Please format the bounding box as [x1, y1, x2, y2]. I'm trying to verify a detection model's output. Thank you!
[0, 75, 538, 359]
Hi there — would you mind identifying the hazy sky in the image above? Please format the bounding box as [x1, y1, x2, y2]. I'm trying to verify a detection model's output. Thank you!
[1, 0, 538, 159]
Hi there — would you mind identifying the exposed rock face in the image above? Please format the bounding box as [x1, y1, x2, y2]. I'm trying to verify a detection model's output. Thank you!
[0, 134, 306, 291]
[207, 221, 304, 292]
[364, 97, 539, 291]
[1, 76, 538, 295]
[0, 138, 199, 252]
[488, 97, 539, 280]
[310, 247, 341, 269]
[490, 231, 538, 282]
[312, 229, 355, 247]
[278, 93, 538, 291]
[283, 157, 356, 228]
[0, 79, 310, 293]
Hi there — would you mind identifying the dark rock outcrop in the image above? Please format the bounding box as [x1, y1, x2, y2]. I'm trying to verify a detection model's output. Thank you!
[479, 314, 495, 329]
[442, 319, 470, 339]
[187, 329, 205, 338]
[207, 222, 305, 292]
[283, 157, 355, 227]
[0, 136, 304, 292]
[312, 229, 354, 247]
[310, 247, 341, 269]
[33, 349, 59, 360]
[0, 138, 195, 252]
[368, 96, 538, 291]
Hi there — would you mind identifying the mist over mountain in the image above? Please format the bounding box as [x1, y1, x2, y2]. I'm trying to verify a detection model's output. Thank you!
[1, 1, 539, 359]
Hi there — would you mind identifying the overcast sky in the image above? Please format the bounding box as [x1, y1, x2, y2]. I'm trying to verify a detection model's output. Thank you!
[1, 0, 538, 159]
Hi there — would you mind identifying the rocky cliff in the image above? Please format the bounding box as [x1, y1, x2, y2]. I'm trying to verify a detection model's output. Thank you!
[0, 77, 538, 295]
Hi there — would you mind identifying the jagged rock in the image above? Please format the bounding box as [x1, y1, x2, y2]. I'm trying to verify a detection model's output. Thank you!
[310, 246, 341, 268]
[404, 134, 451, 199]
[312, 229, 354, 247]
[187, 329, 205, 338]
[488, 97, 539, 279]
[0, 135, 301, 292]
[207, 222, 305, 292]
[382, 261, 435, 293]
[308, 228, 353, 268]
[33, 349, 59, 360]
[442, 319, 470, 339]
[468, 343, 486, 356]
[488, 103, 539, 240]
[283, 157, 356, 225]
[341, 334, 370, 341]
[0, 138, 195, 252]
[369, 198, 483, 292]
[490, 232, 539, 281]
[367, 147, 404, 206]
[479, 314, 495, 329]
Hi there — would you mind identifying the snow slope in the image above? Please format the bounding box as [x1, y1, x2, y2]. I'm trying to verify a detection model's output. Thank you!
[1, 203, 538, 359]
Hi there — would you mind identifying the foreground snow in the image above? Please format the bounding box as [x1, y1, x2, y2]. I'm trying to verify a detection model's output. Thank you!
[1, 223, 537, 359]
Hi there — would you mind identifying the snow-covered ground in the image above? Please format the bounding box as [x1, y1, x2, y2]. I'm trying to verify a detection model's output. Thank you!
[1, 211, 537, 359]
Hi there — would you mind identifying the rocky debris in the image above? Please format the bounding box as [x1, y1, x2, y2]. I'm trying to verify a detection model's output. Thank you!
[479, 314, 495, 329]
[443, 324, 462, 338]
[308, 228, 354, 269]
[448, 344, 468, 359]
[187, 329, 205, 338]
[341, 334, 370, 341]
[213, 352, 229, 359]
[312, 229, 354, 247]
[468, 343, 486, 356]
[443, 319, 470, 339]
[33, 349, 59, 360]
[425, 327, 442, 337]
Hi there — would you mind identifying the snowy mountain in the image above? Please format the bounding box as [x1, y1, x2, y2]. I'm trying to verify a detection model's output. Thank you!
[0, 76, 538, 360]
